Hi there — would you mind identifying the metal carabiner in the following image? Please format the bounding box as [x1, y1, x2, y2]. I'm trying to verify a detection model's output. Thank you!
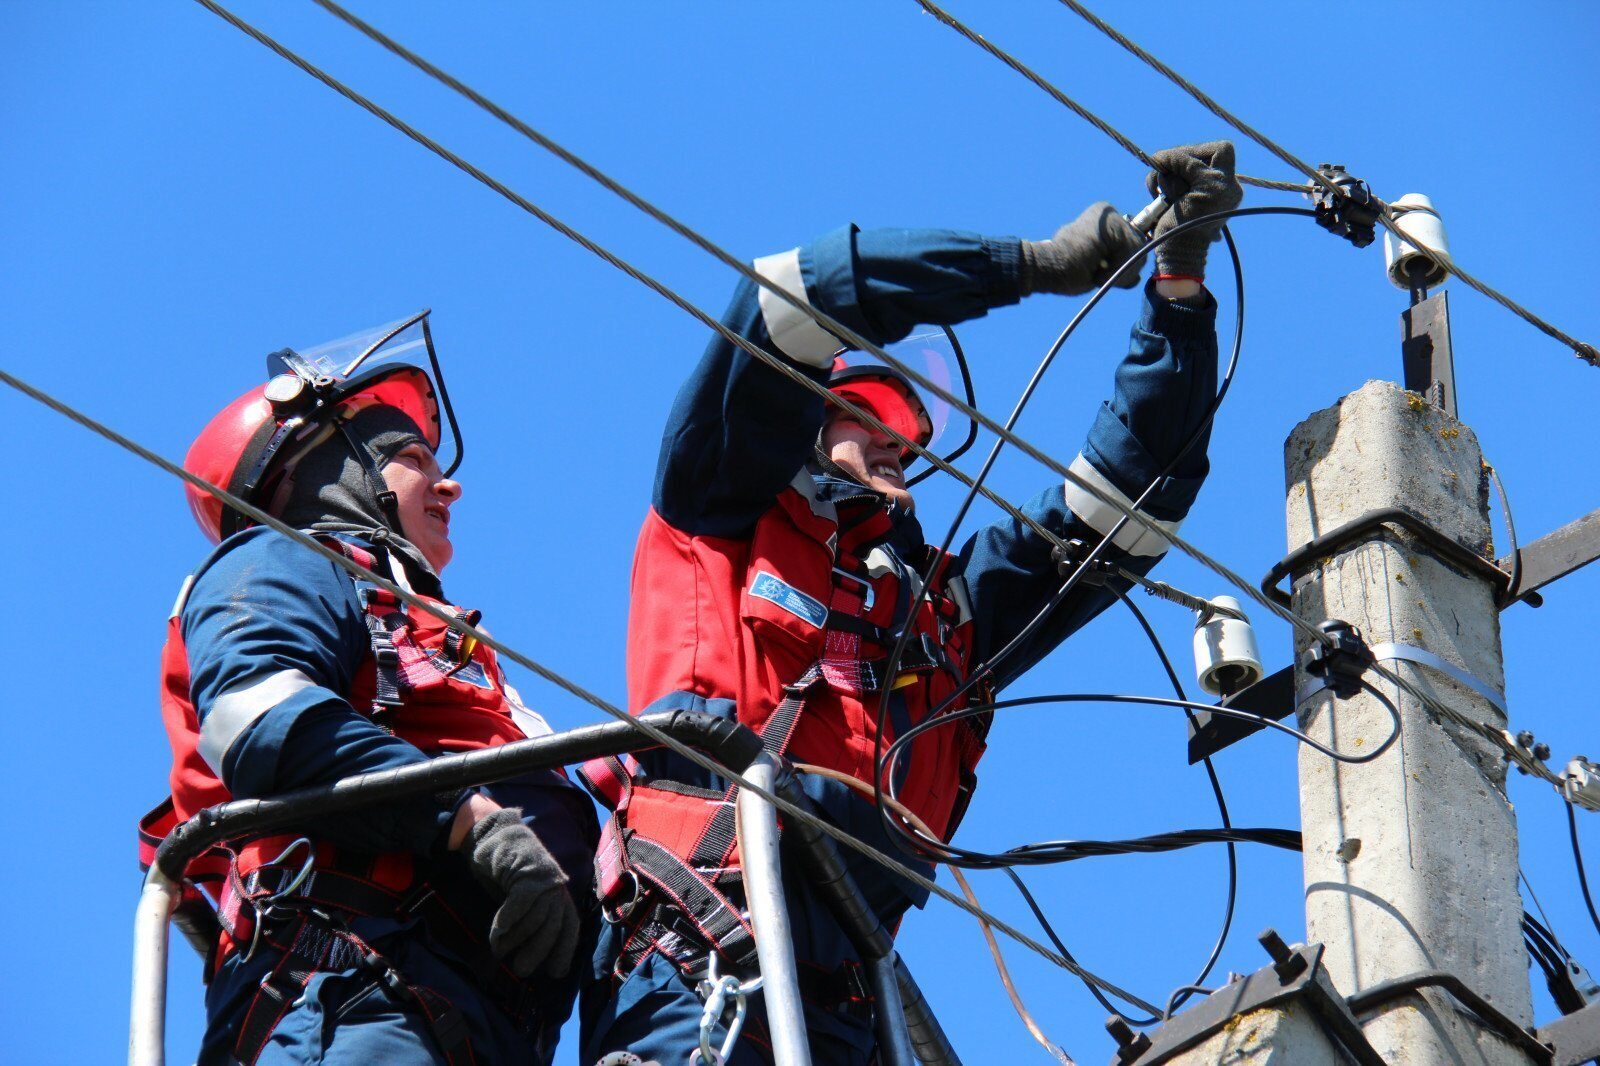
[692, 954, 765, 1066]
[239, 837, 317, 963]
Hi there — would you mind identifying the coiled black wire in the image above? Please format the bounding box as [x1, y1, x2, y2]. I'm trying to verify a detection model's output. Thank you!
[869, 206, 1315, 848]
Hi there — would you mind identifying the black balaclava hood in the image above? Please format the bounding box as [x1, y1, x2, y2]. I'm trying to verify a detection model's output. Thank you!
[809, 438, 924, 551]
[274, 404, 444, 595]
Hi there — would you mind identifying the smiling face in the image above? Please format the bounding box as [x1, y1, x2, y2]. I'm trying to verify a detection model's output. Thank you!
[382, 441, 462, 572]
[820, 412, 914, 510]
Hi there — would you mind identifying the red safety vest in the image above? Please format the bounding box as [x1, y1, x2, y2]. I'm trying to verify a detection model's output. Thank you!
[584, 474, 989, 973]
[139, 535, 538, 963]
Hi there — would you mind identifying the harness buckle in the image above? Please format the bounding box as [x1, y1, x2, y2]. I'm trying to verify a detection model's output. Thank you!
[600, 868, 644, 926]
[832, 566, 875, 611]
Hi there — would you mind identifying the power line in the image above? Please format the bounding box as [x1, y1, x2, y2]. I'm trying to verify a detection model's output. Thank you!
[305, 0, 1140, 505]
[1051, 0, 1600, 367]
[192, 0, 1579, 806]
[912, 0, 1309, 194]
[187, 0, 1092, 570]
[191, 1, 1304, 667]
[0, 361, 1149, 996]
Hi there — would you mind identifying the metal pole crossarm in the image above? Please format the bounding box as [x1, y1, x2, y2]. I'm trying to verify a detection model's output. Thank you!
[1499, 507, 1600, 604]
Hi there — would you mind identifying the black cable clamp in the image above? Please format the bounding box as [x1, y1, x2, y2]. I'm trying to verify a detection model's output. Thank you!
[1050, 538, 1120, 586]
[1303, 619, 1374, 699]
[1312, 165, 1382, 248]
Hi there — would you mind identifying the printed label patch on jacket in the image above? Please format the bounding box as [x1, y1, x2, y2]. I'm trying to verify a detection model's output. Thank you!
[749, 570, 827, 629]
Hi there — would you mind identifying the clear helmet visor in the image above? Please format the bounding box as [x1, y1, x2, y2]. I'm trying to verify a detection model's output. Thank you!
[832, 326, 959, 455]
[884, 327, 957, 451]
[267, 310, 464, 476]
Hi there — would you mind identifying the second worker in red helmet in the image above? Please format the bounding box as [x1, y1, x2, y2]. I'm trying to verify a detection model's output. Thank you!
[581, 142, 1243, 1064]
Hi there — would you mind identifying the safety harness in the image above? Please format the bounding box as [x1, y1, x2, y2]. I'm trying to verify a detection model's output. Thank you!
[583, 494, 979, 990]
[139, 535, 543, 1064]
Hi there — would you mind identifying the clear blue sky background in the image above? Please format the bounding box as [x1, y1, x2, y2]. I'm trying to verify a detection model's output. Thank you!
[3, 3, 1596, 1062]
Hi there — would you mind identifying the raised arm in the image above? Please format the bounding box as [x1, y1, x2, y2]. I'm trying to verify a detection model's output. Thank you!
[652, 215, 1141, 538]
[959, 142, 1242, 688]
[959, 281, 1220, 689]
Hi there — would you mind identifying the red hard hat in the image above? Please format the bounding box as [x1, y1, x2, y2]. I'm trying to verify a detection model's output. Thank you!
[826, 356, 934, 456]
[183, 365, 444, 544]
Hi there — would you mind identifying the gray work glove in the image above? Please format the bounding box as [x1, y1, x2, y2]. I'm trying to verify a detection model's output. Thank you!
[1144, 141, 1244, 278]
[1020, 201, 1146, 295]
[464, 807, 580, 979]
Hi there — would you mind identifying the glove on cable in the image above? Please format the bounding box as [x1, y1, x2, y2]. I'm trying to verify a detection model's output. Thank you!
[1144, 141, 1244, 279]
[464, 806, 580, 979]
[1021, 201, 1146, 295]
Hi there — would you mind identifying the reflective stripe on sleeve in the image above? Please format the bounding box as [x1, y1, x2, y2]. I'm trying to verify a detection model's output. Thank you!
[752, 248, 842, 368]
[198, 668, 318, 775]
[1061, 453, 1180, 559]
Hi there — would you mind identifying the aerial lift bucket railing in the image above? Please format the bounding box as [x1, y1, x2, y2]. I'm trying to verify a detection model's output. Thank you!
[131, 710, 958, 1066]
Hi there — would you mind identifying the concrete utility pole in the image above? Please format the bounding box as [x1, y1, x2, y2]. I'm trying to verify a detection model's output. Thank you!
[1285, 380, 1531, 1064]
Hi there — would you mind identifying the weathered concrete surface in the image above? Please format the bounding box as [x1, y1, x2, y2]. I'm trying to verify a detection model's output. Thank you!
[1284, 381, 1532, 1065]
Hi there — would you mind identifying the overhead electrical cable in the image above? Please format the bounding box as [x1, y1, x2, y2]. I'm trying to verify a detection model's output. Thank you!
[196, 0, 1572, 805]
[1026, 0, 1597, 366]
[911, 0, 1308, 194]
[185, 0, 1094, 568]
[0, 366, 1157, 997]
[1114, 586, 1238, 1021]
[917, 0, 1598, 365]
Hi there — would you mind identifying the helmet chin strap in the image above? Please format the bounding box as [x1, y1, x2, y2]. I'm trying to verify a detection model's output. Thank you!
[336, 418, 407, 541]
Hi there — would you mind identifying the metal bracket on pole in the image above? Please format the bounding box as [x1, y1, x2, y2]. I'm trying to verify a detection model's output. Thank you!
[1537, 998, 1600, 1066]
[1402, 290, 1458, 418]
[1107, 932, 1385, 1066]
[1501, 507, 1600, 604]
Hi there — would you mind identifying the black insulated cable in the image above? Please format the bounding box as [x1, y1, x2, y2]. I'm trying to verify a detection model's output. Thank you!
[1569, 802, 1600, 940]
[1114, 587, 1238, 1021]
[1047, 0, 1599, 366]
[0, 364, 1110, 989]
[878, 684, 1401, 869]
[200, 0, 1580, 800]
[870, 211, 1293, 856]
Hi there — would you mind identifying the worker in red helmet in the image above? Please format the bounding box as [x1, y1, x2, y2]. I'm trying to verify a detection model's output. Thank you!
[582, 143, 1242, 1064]
[141, 312, 598, 1065]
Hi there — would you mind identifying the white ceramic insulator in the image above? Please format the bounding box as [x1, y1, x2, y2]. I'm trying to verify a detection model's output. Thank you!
[1193, 595, 1264, 697]
[1384, 193, 1450, 290]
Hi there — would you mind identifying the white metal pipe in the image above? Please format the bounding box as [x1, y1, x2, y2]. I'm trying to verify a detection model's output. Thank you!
[129, 866, 179, 1066]
[736, 755, 813, 1066]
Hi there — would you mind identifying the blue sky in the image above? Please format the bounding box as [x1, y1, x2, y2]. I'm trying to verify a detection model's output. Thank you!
[3, 2, 1597, 1062]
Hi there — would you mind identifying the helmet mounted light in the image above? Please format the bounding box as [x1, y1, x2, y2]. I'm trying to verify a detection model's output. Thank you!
[184, 310, 465, 543]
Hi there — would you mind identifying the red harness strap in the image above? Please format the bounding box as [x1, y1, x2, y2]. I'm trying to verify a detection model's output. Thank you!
[232, 912, 474, 1066]
[583, 543, 885, 979]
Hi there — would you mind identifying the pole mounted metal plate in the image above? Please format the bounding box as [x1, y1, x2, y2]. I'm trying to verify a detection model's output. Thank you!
[1402, 290, 1458, 418]
[1107, 933, 1386, 1066]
